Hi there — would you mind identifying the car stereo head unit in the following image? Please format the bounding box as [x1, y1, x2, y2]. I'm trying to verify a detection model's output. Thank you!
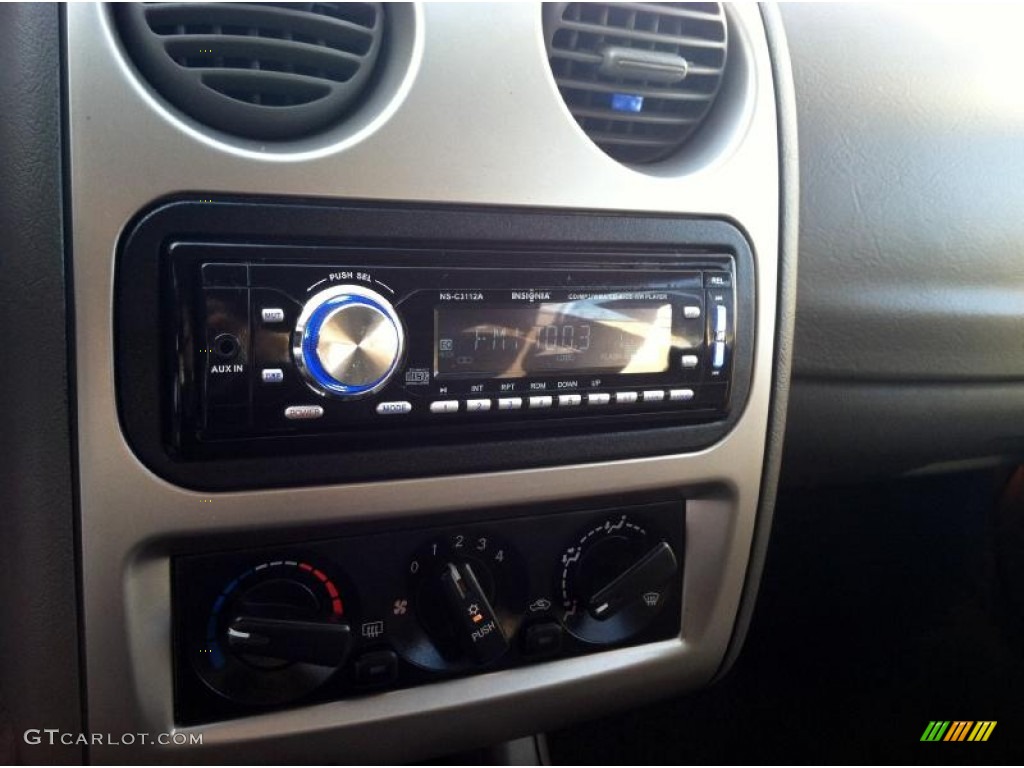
[175, 247, 737, 445]
[114, 199, 754, 488]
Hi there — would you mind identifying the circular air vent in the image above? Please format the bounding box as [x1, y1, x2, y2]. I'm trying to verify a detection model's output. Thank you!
[544, 2, 728, 164]
[116, 3, 386, 141]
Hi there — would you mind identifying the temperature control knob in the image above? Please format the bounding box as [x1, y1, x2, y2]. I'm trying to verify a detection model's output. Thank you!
[193, 559, 354, 707]
[561, 515, 679, 645]
[226, 578, 351, 668]
[293, 285, 404, 398]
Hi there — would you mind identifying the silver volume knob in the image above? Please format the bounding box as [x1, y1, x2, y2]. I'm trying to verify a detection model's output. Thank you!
[293, 285, 405, 398]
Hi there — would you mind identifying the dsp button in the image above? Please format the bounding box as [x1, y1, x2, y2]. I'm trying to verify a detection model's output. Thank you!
[376, 401, 412, 415]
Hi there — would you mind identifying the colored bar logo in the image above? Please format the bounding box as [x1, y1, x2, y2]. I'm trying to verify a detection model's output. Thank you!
[921, 721, 996, 742]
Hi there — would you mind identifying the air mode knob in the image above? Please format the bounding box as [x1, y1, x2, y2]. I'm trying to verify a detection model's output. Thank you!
[293, 285, 405, 398]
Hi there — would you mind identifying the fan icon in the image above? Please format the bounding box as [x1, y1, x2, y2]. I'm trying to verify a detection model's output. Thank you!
[392, 599, 408, 615]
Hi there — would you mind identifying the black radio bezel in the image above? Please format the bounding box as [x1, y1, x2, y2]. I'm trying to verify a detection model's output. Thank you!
[115, 197, 756, 491]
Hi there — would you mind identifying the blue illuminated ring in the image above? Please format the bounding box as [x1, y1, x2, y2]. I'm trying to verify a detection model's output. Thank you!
[293, 285, 404, 398]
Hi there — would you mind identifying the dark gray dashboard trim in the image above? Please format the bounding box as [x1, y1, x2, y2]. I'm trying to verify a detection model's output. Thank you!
[715, 2, 798, 680]
[0, 4, 83, 764]
[778, 4, 1024, 483]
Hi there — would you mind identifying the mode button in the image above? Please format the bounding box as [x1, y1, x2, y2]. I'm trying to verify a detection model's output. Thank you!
[376, 401, 412, 415]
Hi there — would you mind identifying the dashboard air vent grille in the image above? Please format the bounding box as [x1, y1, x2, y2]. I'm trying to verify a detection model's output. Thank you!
[116, 2, 385, 141]
[545, 2, 728, 164]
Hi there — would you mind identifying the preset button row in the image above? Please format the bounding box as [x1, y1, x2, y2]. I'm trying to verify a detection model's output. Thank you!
[282, 389, 698, 420]
[426, 389, 696, 414]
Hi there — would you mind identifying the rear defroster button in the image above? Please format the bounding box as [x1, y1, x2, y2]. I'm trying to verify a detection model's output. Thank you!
[352, 650, 398, 687]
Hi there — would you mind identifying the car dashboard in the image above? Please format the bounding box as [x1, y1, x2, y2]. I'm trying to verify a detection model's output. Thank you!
[3, 2, 1022, 765]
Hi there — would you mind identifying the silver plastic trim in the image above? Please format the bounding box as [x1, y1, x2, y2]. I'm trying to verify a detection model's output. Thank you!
[67, 2, 780, 762]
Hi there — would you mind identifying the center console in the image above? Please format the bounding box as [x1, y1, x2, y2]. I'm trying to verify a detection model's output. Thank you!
[65, 3, 795, 763]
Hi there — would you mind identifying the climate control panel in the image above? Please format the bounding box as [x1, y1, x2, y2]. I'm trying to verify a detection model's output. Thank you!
[174, 500, 683, 725]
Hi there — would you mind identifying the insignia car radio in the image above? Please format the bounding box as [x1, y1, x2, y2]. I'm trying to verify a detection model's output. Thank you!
[114, 199, 754, 487]
[172, 246, 737, 445]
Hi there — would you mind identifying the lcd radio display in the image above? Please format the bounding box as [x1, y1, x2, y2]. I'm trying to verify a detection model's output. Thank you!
[434, 301, 673, 378]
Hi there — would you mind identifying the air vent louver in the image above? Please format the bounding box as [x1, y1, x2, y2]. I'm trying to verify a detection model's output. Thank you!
[544, 2, 728, 164]
[116, 2, 385, 141]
